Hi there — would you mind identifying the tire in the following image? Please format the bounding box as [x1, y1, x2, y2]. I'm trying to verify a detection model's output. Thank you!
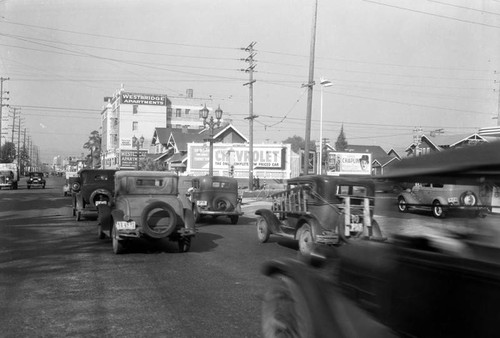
[112, 222, 126, 254]
[297, 223, 314, 257]
[432, 201, 446, 218]
[257, 216, 271, 243]
[460, 191, 477, 206]
[230, 215, 239, 225]
[192, 205, 201, 223]
[213, 197, 232, 211]
[397, 197, 407, 212]
[178, 237, 191, 253]
[141, 201, 177, 239]
[262, 275, 314, 338]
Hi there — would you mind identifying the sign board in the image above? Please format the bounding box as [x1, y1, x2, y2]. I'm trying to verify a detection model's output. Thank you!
[326, 152, 371, 176]
[120, 150, 148, 168]
[120, 92, 166, 106]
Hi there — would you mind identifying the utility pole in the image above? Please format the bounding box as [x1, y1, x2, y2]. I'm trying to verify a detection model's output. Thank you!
[11, 107, 19, 144]
[303, 0, 318, 175]
[241, 41, 258, 190]
[17, 113, 22, 161]
[22, 128, 26, 174]
[0, 77, 10, 148]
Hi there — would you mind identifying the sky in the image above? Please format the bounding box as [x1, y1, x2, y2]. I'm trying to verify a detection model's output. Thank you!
[1, 0, 500, 163]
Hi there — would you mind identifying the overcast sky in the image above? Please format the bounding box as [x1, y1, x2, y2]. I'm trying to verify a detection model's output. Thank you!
[1, 0, 500, 162]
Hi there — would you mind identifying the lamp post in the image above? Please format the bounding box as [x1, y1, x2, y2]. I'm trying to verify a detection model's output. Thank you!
[200, 104, 223, 176]
[132, 135, 144, 170]
[319, 78, 333, 175]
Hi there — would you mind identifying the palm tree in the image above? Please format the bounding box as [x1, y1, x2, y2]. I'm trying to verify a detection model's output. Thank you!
[83, 130, 101, 169]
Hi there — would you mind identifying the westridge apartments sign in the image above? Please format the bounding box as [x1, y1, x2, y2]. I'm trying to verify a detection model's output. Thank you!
[121, 92, 166, 106]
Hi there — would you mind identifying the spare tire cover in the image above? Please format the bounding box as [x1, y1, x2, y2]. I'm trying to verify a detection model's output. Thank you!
[212, 197, 234, 212]
[140, 201, 177, 238]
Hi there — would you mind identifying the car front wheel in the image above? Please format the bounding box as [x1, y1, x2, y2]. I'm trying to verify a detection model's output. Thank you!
[398, 197, 407, 212]
[257, 216, 270, 243]
[262, 275, 314, 338]
[297, 223, 314, 257]
[432, 201, 446, 218]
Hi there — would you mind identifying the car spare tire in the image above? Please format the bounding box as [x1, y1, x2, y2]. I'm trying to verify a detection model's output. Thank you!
[140, 201, 177, 239]
[212, 197, 233, 211]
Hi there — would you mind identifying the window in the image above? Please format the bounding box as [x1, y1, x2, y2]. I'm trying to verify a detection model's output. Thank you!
[176, 108, 182, 117]
[185, 109, 190, 115]
[133, 105, 138, 115]
[132, 121, 138, 131]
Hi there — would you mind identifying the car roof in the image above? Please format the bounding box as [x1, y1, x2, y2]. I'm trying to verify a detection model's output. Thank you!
[115, 170, 178, 179]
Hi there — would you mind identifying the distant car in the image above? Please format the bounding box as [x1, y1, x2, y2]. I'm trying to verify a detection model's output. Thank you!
[72, 169, 117, 221]
[397, 183, 489, 218]
[255, 175, 385, 256]
[97, 171, 196, 254]
[27, 172, 46, 189]
[185, 176, 243, 224]
[0, 170, 15, 190]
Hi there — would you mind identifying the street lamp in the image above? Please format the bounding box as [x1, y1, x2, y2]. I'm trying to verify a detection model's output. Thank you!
[132, 135, 144, 170]
[319, 78, 333, 175]
[200, 104, 223, 176]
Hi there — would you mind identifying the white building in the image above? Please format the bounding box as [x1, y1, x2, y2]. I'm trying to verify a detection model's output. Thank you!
[100, 87, 221, 169]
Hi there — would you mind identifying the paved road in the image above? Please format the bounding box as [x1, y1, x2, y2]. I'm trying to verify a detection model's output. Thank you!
[2, 178, 498, 337]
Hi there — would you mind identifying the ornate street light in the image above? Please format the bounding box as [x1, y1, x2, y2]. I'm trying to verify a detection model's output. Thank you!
[319, 78, 332, 174]
[132, 135, 144, 170]
[200, 104, 223, 176]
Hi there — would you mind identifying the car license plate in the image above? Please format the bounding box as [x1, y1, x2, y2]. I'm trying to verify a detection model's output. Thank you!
[349, 223, 363, 232]
[95, 201, 108, 206]
[116, 221, 136, 230]
[197, 200, 208, 206]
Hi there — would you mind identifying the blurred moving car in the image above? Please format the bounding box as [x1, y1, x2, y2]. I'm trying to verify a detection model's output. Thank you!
[255, 175, 385, 256]
[97, 171, 196, 254]
[184, 176, 243, 224]
[397, 183, 489, 218]
[72, 169, 117, 221]
[27, 172, 46, 189]
[260, 141, 500, 338]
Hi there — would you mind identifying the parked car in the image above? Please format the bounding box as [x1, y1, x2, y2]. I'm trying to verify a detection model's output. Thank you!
[260, 141, 500, 338]
[255, 175, 385, 256]
[397, 183, 489, 218]
[26, 172, 46, 189]
[97, 171, 196, 254]
[0, 170, 14, 190]
[72, 169, 117, 221]
[185, 176, 243, 224]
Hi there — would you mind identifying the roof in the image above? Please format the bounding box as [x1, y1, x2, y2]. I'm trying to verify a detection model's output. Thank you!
[343, 145, 388, 159]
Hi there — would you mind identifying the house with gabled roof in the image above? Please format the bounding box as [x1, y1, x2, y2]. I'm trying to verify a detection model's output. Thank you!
[405, 132, 498, 157]
[151, 123, 248, 171]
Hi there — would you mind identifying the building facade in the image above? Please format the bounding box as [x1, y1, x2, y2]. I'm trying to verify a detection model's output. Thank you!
[100, 87, 219, 169]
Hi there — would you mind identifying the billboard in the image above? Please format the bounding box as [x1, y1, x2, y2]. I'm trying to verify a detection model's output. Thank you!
[120, 92, 166, 106]
[120, 150, 148, 168]
[187, 143, 291, 178]
[327, 152, 371, 176]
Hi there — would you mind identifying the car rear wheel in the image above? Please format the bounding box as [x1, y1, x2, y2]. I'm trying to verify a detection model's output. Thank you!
[141, 201, 177, 239]
[432, 201, 446, 218]
[262, 275, 313, 338]
[398, 197, 407, 212]
[257, 216, 270, 243]
[297, 223, 314, 257]
[112, 223, 126, 254]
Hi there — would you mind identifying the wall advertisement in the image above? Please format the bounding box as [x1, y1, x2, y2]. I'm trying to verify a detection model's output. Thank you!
[187, 143, 291, 178]
[327, 152, 371, 176]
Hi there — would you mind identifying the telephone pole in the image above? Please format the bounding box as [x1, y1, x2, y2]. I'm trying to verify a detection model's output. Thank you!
[241, 41, 258, 190]
[303, 0, 318, 175]
[0, 77, 10, 147]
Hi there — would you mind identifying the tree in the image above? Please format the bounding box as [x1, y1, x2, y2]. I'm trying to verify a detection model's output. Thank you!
[141, 157, 167, 171]
[83, 130, 102, 169]
[335, 124, 348, 152]
[283, 135, 316, 153]
[0, 142, 16, 163]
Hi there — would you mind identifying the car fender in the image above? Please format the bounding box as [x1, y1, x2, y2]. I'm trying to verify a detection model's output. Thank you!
[295, 215, 321, 240]
[111, 209, 125, 222]
[398, 191, 420, 206]
[255, 208, 281, 234]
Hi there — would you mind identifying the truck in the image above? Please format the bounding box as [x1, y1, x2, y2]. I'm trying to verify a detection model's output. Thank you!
[0, 163, 20, 190]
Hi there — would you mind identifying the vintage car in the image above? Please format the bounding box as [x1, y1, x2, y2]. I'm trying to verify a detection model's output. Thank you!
[72, 169, 117, 221]
[26, 172, 46, 189]
[63, 170, 79, 196]
[0, 170, 15, 190]
[255, 175, 385, 256]
[260, 142, 500, 338]
[397, 182, 489, 218]
[97, 171, 196, 254]
[184, 176, 243, 224]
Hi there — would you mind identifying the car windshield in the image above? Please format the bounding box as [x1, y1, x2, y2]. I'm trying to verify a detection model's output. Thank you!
[29, 173, 43, 178]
